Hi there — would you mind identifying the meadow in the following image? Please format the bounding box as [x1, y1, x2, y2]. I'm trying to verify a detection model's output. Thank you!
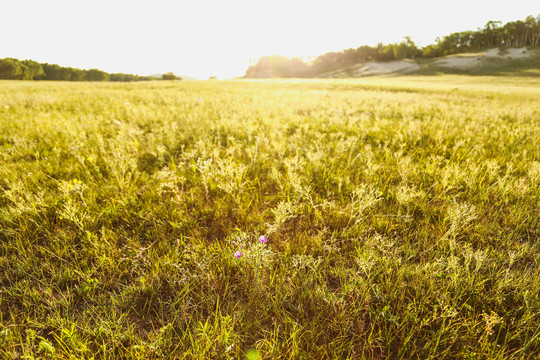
[0, 76, 539, 359]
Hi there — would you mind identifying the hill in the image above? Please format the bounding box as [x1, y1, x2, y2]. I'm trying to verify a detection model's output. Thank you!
[320, 47, 540, 77]
[244, 15, 540, 78]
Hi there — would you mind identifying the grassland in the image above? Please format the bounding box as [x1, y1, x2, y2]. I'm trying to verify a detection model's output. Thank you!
[0, 76, 539, 359]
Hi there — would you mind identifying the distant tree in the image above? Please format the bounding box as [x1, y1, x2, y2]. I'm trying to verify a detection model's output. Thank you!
[0, 58, 23, 79]
[534, 15, 540, 45]
[70, 68, 86, 81]
[282, 58, 312, 77]
[356, 45, 378, 62]
[208, 76, 217, 80]
[22, 60, 45, 79]
[245, 55, 312, 78]
[104, 72, 149, 82]
[58, 67, 73, 81]
[17, 62, 34, 80]
[422, 44, 443, 58]
[392, 37, 422, 59]
[377, 43, 396, 61]
[111, 73, 135, 81]
[162, 72, 178, 80]
[3, 58, 153, 82]
[42, 63, 60, 80]
[343, 48, 360, 64]
[483, 20, 503, 47]
[312, 52, 346, 72]
[85, 69, 109, 81]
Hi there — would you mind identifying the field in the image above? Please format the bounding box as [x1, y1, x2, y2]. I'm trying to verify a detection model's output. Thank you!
[0, 76, 539, 359]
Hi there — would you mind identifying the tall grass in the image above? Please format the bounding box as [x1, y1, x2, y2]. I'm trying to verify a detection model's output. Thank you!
[0, 77, 539, 358]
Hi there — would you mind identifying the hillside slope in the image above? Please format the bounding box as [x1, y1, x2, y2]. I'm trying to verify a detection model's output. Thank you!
[320, 47, 540, 77]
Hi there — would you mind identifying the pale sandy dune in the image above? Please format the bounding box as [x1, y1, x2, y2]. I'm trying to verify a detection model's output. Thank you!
[485, 47, 531, 59]
[352, 60, 420, 76]
[435, 47, 538, 70]
[435, 56, 482, 69]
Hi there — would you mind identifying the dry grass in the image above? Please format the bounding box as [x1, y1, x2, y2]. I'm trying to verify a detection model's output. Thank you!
[0, 77, 539, 359]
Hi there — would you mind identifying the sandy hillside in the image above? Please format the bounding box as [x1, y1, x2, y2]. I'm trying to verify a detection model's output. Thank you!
[322, 59, 420, 78]
[435, 47, 539, 70]
[352, 60, 420, 76]
[320, 47, 540, 77]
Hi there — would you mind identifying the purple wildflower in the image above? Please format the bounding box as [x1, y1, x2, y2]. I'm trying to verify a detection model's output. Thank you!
[234, 251, 243, 259]
[258, 235, 268, 244]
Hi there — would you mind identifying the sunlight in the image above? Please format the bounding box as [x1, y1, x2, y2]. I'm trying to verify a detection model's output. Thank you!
[1, 0, 539, 78]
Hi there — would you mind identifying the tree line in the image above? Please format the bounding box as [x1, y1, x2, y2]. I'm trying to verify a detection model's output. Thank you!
[245, 15, 540, 77]
[0, 58, 180, 81]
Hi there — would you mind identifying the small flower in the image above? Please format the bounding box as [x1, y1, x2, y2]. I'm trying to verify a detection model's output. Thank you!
[234, 251, 243, 258]
[258, 235, 268, 244]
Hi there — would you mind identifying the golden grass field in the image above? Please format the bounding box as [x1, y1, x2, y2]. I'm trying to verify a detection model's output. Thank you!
[1, 76, 539, 358]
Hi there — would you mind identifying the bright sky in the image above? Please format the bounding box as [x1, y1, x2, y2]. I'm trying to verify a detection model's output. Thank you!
[2, 0, 540, 79]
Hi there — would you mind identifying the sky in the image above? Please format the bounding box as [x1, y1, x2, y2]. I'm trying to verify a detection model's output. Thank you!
[2, 0, 540, 79]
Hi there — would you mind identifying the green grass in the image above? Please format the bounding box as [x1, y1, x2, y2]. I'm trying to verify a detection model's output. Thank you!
[0, 77, 539, 359]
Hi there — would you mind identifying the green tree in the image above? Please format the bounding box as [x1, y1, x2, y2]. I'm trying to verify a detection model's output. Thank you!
[356, 45, 378, 62]
[22, 60, 45, 79]
[70, 68, 86, 81]
[483, 20, 503, 47]
[376, 43, 396, 61]
[533, 15, 540, 46]
[162, 72, 178, 80]
[393, 37, 422, 59]
[422, 44, 442, 58]
[85, 69, 109, 81]
[0, 58, 23, 79]
[42, 63, 61, 80]
[20, 64, 34, 80]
